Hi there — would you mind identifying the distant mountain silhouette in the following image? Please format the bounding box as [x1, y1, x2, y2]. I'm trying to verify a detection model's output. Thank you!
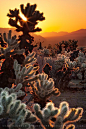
[38, 31, 69, 37]
[43, 29, 86, 47]
[0, 28, 86, 47]
[0, 28, 19, 37]
[0, 28, 46, 45]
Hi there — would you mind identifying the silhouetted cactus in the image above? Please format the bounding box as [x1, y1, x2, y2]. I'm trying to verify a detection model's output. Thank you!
[70, 50, 79, 61]
[42, 63, 52, 78]
[68, 40, 78, 51]
[0, 33, 7, 48]
[55, 42, 63, 54]
[38, 42, 43, 50]
[7, 3, 45, 54]
[63, 41, 69, 51]
[47, 44, 52, 49]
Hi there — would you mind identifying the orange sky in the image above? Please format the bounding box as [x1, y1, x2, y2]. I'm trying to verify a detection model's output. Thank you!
[0, 0, 86, 33]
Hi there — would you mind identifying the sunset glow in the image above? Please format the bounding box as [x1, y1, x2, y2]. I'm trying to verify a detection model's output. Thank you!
[0, 0, 86, 34]
[19, 12, 27, 22]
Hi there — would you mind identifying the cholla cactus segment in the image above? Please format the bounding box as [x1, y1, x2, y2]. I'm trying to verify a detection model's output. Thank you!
[0, 30, 25, 57]
[78, 51, 84, 57]
[12, 48, 25, 55]
[53, 54, 67, 70]
[44, 57, 54, 68]
[0, 83, 25, 98]
[7, 8, 19, 17]
[75, 54, 85, 65]
[54, 59, 64, 70]
[3, 30, 18, 47]
[38, 73, 48, 80]
[23, 52, 37, 66]
[20, 3, 45, 21]
[81, 63, 86, 69]
[41, 48, 50, 56]
[37, 55, 46, 72]
[13, 58, 38, 85]
[67, 61, 77, 69]
[68, 50, 86, 86]
[0, 90, 37, 129]
[59, 101, 69, 118]
[33, 101, 83, 129]
[33, 73, 60, 99]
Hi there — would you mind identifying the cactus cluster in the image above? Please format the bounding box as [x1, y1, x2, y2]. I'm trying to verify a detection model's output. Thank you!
[33, 73, 60, 99]
[34, 101, 83, 129]
[0, 30, 25, 60]
[0, 90, 37, 129]
[13, 53, 38, 86]
[0, 2, 84, 129]
[41, 48, 50, 56]
[0, 83, 25, 98]
[26, 73, 60, 108]
[68, 50, 86, 88]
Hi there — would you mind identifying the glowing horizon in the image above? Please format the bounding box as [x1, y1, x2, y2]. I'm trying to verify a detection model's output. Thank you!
[0, 0, 86, 33]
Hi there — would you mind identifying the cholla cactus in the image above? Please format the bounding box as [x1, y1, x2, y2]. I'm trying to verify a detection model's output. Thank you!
[68, 52, 86, 87]
[13, 52, 39, 86]
[37, 55, 46, 72]
[0, 90, 37, 129]
[41, 48, 50, 56]
[53, 58, 77, 89]
[13, 59, 37, 85]
[81, 63, 86, 69]
[44, 57, 54, 68]
[54, 56, 65, 70]
[75, 51, 86, 66]
[0, 33, 7, 48]
[0, 30, 25, 59]
[11, 52, 39, 101]
[0, 83, 25, 98]
[3, 30, 18, 47]
[0, 30, 26, 89]
[7, 3, 45, 54]
[31, 73, 60, 107]
[34, 101, 83, 129]
[23, 52, 37, 66]
[67, 61, 77, 69]
[78, 51, 84, 57]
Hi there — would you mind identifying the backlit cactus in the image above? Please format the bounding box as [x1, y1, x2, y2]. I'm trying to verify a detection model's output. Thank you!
[0, 90, 37, 129]
[30, 73, 60, 108]
[41, 48, 50, 56]
[7, 3, 45, 54]
[13, 52, 39, 86]
[0, 83, 25, 98]
[33, 101, 83, 129]
[0, 30, 25, 59]
[34, 73, 60, 98]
